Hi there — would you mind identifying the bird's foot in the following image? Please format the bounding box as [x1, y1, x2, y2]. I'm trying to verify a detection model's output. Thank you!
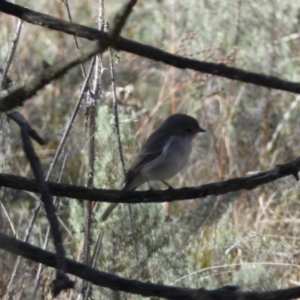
[162, 181, 174, 190]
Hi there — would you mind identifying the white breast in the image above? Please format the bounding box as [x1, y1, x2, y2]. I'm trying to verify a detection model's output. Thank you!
[142, 135, 193, 181]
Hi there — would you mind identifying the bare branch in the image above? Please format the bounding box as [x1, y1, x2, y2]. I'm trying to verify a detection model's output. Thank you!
[1, 232, 300, 300]
[0, 19, 23, 90]
[108, 0, 137, 42]
[0, 0, 137, 112]
[1, 1, 300, 94]
[7, 111, 44, 145]
[0, 157, 299, 204]
[0, 41, 102, 112]
[16, 112, 74, 296]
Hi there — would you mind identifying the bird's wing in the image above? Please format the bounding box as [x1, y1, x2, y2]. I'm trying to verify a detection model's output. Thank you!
[124, 130, 170, 189]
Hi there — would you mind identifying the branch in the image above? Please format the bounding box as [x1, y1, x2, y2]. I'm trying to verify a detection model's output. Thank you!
[0, 157, 299, 203]
[0, 41, 101, 112]
[14, 108, 74, 295]
[7, 111, 45, 145]
[0, 0, 137, 112]
[1, 1, 300, 95]
[0, 231, 217, 299]
[0, 19, 23, 89]
[1, 232, 300, 300]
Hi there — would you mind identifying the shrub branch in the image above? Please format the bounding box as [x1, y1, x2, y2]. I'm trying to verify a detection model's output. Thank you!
[1, 0, 300, 100]
[1, 232, 300, 300]
[0, 157, 299, 204]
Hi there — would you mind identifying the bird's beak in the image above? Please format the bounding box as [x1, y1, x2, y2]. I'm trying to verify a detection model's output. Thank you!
[198, 126, 206, 133]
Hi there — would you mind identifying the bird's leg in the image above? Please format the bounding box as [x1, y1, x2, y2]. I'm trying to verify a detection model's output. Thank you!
[161, 181, 174, 190]
[147, 182, 155, 190]
[147, 181, 174, 190]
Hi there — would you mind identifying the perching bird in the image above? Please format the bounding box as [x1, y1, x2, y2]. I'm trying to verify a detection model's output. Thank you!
[101, 113, 205, 221]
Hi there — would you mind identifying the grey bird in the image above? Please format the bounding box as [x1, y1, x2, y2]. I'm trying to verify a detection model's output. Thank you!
[101, 113, 205, 221]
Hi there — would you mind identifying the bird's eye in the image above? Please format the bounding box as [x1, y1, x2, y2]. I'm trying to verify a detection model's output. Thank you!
[186, 128, 193, 132]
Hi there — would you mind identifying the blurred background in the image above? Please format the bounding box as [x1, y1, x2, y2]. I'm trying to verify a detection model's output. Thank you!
[1, 0, 300, 298]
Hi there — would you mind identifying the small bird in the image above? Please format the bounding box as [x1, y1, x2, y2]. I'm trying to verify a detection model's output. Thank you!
[101, 114, 205, 221]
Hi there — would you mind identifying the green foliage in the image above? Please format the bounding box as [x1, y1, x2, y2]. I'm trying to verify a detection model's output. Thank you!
[94, 105, 124, 189]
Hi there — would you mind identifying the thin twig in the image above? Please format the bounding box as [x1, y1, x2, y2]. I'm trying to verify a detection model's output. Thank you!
[266, 95, 300, 152]
[0, 41, 104, 112]
[0, 19, 22, 90]
[82, 48, 99, 300]
[61, 0, 87, 78]
[108, 41, 139, 261]
[109, 44, 126, 177]
[82, 57, 97, 266]
[48, 58, 95, 179]
[0, 201, 16, 236]
[89, 0, 106, 276]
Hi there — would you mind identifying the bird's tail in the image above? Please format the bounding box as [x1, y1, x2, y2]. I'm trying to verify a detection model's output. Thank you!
[101, 177, 135, 221]
[100, 203, 119, 222]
